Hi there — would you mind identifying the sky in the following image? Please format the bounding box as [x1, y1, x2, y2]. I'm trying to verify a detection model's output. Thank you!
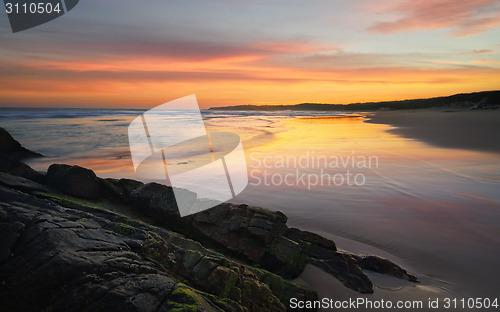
[0, 0, 499, 108]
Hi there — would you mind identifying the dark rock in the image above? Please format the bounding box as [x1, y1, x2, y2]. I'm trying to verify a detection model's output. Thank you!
[286, 228, 336, 250]
[311, 252, 374, 294]
[285, 227, 303, 242]
[105, 178, 145, 198]
[189, 204, 288, 263]
[252, 267, 318, 312]
[118, 178, 144, 195]
[192, 256, 220, 281]
[129, 183, 188, 225]
[45, 164, 103, 199]
[301, 231, 336, 250]
[288, 230, 336, 260]
[268, 237, 302, 263]
[0, 189, 176, 311]
[248, 226, 271, 240]
[0, 154, 38, 178]
[308, 244, 337, 259]
[206, 266, 239, 297]
[355, 255, 419, 283]
[0, 183, 290, 312]
[0, 127, 42, 159]
[262, 236, 309, 279]
[0, 172, 49, 193]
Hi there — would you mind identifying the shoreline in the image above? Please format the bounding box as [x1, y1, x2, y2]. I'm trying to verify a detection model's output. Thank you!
[366, 109, 500, 154]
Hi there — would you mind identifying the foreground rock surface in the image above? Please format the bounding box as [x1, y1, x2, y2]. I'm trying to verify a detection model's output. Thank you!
[0, 180, 313, 312]
[0, 128, 419, 311]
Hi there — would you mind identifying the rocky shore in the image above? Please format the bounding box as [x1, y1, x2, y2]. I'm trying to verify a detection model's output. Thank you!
[0, 127, 418, 312]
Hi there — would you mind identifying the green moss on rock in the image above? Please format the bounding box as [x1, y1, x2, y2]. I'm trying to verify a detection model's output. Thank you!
[112, 222, 135, 236]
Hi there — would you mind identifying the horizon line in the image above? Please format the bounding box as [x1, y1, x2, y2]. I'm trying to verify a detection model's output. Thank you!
[0, 89, 498, 110]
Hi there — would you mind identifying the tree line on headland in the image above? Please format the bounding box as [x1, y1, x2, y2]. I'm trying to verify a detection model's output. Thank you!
[210, 90, 500, 111]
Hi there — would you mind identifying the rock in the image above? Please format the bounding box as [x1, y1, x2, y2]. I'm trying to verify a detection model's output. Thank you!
[0, 188, 174, 312]
[118, 178, 145, 195]
[129, 183, 191, 228]
[301, 231, 336, 249]
[0, 172, 49, 193]
[262, 236, 309, 279]
[105, 178, 145, 198]
[0, 155, 41, 180]
[311, 252, 374, 294]
[0, 183, 290, 312]
[0, 127, 42, 159]
[189, 204, 288, 263]
[206, 266, 239, 297]
[252, 267, 318, 312]
[0, 128, 43, 179]
[355, 255, 419, 283]
[308, 244, 337, 259]
[286, 228, 337, 259]
[45, 164, 103, 199]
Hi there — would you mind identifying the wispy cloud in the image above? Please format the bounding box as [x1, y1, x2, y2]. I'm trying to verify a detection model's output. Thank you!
[471, 59, 500, 65]
[367, 0, 500, 37]
[471, 49, 494, 54]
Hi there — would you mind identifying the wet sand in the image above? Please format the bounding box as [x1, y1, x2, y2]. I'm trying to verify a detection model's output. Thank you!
[367, 109, 500, 154]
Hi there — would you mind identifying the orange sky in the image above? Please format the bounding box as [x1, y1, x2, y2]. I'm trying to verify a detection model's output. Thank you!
[1, 0, 499, 108]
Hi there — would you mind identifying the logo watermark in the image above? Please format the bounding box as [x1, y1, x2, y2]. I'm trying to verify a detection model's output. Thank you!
[249, 151, 378, 189]
[4, 0, 79, 33]
[128, 95, 248, 217]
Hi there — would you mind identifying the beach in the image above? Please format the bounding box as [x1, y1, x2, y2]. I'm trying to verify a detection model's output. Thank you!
[294, 108, 500, 310]
[1, 108, 500, 310]
[368, 109, 500, 154]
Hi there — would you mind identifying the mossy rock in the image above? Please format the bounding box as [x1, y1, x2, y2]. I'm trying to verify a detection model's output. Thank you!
[263, 236, 309, 278]
[112, 222, 135, 236]
[169, 283, 246, 312]
[251, 267, 318, 311]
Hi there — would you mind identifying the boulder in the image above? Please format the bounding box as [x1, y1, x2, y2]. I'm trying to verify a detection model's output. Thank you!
[118, 178, 145, 195]
[262, 236, 309, 279]
[45, 164, 103, 199]
[0, 127, 42, 159]
[311, 252, 374, 294]
[105, 178, 144, 198]
[286, 228, 337, 260]
[355, 255, 419, 282]
[0, 154, 35, 175]
[129, 183, 196, 230]
[189, 204, 288, 263]
[0, 128, 42, 177]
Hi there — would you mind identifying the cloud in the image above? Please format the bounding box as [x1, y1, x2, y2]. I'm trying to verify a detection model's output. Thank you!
[367, 0, 500, 37]
[471, 59, 500, 65]
[471, 49, 494, 54]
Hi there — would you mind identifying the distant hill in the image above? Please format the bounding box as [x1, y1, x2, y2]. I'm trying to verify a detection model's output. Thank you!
[209, 90, 500, 111]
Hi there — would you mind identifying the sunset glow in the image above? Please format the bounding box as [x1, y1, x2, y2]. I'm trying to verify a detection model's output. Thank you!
[1, 0, 499, 108]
